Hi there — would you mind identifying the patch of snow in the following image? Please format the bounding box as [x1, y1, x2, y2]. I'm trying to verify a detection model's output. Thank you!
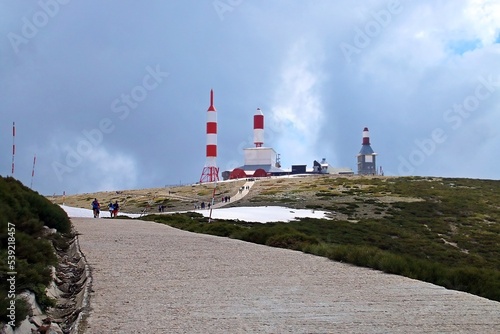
[61, 205, 329, 223]
[60, 205, 141, 219]
[195, 206, 330, 223]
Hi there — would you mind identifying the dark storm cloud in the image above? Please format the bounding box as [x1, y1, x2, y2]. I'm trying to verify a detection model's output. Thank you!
[1, 0, 499, 195]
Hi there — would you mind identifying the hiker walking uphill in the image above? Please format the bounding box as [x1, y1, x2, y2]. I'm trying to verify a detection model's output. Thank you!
[108, 202, 114, 217]
[91, 198, 100, 218]
[211, 180, 253, 209]
[112, 201, 120, 218]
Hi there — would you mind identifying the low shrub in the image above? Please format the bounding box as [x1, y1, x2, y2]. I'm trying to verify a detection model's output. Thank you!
[0, 176, 72, 325]
[266, 232, 319, 250]
[203, 223, 243, 237]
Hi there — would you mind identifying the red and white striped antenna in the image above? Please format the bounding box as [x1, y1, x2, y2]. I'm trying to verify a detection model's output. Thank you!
[254, 108, 264, 147]
[11, 122, 16, 176]
[199, 89, 219, 183]
[362, 127, 370, 145]
[30, 154, 37, 189]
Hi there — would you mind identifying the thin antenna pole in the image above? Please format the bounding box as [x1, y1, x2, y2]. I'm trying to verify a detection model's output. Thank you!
[30, 154, 37, 189]
[11, 122, 15, 176]
[208, 182, 217, 223]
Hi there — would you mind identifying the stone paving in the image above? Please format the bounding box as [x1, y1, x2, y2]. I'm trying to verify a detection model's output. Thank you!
[73, 218, 500, 333]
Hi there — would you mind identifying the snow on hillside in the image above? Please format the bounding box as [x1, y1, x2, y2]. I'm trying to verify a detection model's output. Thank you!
[60, 205, 330, 223]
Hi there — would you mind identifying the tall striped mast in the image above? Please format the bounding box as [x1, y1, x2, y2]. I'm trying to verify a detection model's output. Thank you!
[253, 108, 264, 147]
[11, 122, 16, 176]
[199, 89, 219, 183]
[30, 154, 37, 189]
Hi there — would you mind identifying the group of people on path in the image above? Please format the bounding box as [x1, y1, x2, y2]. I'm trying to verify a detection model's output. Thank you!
[91, 198, 119, 218]
[238, 185, 250, 193]
[194, 195, 232, 210]
[195, 201, 211, 210]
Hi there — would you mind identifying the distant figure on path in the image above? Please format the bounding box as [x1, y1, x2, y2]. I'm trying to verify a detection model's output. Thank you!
[108, 202, 114, 217]
[91, 198, 100, 218]
[112, 201, 119, 218]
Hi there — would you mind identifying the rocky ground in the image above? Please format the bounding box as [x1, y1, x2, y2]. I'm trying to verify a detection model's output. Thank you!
[73, 217, 500, 334]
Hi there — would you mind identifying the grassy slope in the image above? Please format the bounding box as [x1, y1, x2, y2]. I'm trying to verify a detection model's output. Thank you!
[0, 176, 73, 325]
[58, 175, 500, 301]
[48, 180, 247, 214]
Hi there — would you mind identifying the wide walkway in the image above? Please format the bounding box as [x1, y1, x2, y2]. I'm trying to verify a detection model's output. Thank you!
[73, 218, 500, 334]
[212, 179, 255, 209]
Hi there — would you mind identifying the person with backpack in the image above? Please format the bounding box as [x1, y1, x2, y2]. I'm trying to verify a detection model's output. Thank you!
[108, 202, 114, 217]
[91, 198, 100, 218]
[112, 200, 119, 218]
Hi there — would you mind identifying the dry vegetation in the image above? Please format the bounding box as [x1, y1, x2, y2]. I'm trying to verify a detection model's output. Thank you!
[49, 175, 425, 220]
[48, 175, 423, 216]
[47, 179, 248, 213]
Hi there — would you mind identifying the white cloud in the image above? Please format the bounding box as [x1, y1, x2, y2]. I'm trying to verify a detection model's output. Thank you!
[464, 0, 500, 46]
[269, 39, 326, 166]
[356, 0, 499, 70]
[85, 147, 138, 192]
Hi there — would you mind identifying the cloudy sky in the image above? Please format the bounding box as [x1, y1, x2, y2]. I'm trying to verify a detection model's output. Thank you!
[1, 0, 499, 195]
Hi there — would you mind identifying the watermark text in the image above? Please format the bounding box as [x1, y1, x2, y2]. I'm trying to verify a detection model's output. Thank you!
[7, 0, 71, 54]
[398, 74, 499, 174]
[6, 222, 16, 327]
[213, 0, 243, 20]
[52, 65, 168, 181]
[340, 0, 403, 63]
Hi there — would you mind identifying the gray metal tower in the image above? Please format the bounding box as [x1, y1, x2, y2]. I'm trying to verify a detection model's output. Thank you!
[357, 127, 377, 175]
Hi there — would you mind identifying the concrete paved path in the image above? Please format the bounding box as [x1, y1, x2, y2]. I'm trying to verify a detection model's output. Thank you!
[73, 218, 500, 333]
[212, 180, 255, 209]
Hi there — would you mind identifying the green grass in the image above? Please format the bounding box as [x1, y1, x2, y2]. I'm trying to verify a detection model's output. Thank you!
[0, 176, 72, 325]
[143, 176, 500, 302]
